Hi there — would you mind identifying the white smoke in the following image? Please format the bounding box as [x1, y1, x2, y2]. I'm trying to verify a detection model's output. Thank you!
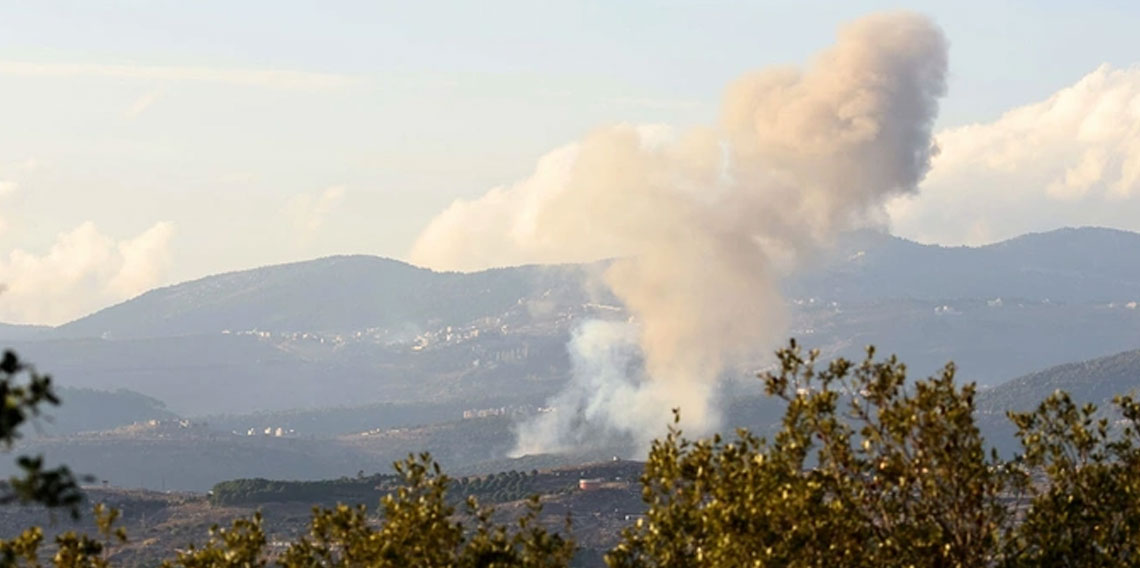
[411, 12, 949, 453]
[515, 320, 646, 453]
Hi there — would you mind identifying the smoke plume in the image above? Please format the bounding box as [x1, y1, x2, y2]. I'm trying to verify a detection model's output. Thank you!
[411, 12, 948, 453]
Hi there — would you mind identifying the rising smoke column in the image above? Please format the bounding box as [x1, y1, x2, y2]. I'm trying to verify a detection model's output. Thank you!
[410, 12, 948, 454]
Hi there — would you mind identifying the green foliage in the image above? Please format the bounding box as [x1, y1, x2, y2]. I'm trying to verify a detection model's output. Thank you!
[608, 341, 1017, 567]
[51, 504, 129, 568]
[607, 340, 1140, 568]
[279, 452, 574, 567]
[162, 514, 267, 568]
[209, 474, 399, 506]
[1005, 391, 1140, 566]
[0, 351, 86, 518]
[4, 454, 573, 568]
[0, 503, 127, 567]
[210, 467, 545, 508]
[449, 469, 543, 505]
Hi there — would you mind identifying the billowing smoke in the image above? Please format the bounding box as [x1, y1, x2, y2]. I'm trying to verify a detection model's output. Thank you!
[411, 12, 948, 453]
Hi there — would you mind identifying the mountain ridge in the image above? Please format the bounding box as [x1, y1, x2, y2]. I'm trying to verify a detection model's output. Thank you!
[54, 256, 601, 340]
[978, 346, 1140, 415]
[790, 226, 1140, 304]
[10, 226, 1134, 341]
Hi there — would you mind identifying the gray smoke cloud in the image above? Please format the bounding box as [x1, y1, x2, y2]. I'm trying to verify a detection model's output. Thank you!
[410, 12, 948, 454]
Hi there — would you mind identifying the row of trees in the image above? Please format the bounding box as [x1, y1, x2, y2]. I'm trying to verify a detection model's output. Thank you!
[209, 474, 401, 506]
[450, 469, 551, 506]
[211, 468, 549, 508]
[3, 342, 1140, 566]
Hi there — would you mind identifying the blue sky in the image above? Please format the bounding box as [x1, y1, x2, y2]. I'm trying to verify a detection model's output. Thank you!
[6, 1, 1136, 124]
[2, 1, 1140, 323]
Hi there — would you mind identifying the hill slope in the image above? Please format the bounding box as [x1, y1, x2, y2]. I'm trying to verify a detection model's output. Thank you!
[1, 226, 1136, 415]
[0, 322, 51, 341]
[978, 347, 1140, 415]
[56, 256, 601, 339]
[791, 227, 1140, 303]
[43, 227, 1140, 340]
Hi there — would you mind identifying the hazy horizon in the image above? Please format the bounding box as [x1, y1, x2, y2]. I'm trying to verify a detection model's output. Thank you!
[5, 2, 1140, 325]
[4, 8, 1140, 562]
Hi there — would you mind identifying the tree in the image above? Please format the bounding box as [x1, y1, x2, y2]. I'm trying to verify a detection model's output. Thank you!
[162, 514, 267, 568]
[607, 340, 1140, 568]
[1005, 391, 1140, 566]
[277, 453, 574, 567]
[0, 351, 86, 517]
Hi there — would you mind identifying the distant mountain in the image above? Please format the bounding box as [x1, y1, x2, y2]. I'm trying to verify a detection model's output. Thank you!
[0, 322, 51, 341]
[792, 227, 1140, 303]
[45, 387, 179, 435]
[5, 227, 1134, 493]
[56, 256, 603, 339]
[978, 347, 1140, 415]
[973, 347, 1140, 457]
[32, 227, 1140, 341]
[1, 226, 1136, 416]
[6, 331, 573, 415]
[2, 413, 524, 492]
[44, 227, 1140, 341]
[796, 296, 1140, 388]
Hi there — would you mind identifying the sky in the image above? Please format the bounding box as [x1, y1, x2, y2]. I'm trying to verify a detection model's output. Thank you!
[2, 0, 1140, 324]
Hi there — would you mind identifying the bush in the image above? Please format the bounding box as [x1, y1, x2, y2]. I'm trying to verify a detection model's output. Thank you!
[608, 341, 1140, 567]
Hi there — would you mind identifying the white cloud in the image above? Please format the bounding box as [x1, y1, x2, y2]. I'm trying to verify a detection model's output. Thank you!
[285, 186, 346, 242]
[0, 60, 355, 90]
[890, 64, 1140, 244]
[108, 222, 175, 298]
[0, 221, 175, 325]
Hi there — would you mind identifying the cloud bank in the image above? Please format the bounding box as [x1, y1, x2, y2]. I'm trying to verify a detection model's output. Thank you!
[891, 64, 1140, 244]
[0, 222, 174, 325]
[411, 12, 948, 453]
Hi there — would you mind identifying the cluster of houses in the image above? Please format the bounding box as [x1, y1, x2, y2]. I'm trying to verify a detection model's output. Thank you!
[237, 426, 298, 437]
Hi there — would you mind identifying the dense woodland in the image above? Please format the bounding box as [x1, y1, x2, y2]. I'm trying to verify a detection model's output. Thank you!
[209, 469, 557, 508]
